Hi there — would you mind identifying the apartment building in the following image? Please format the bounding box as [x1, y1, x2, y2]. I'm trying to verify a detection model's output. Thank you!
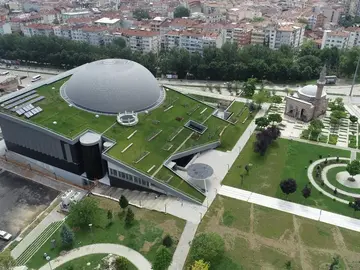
[225, 24, 252, 46]
[62, 11, 91, 22]
[0, 22, 12, 35]
[347, 27, 360, 48]
[321, 30, 350, 49]
[121, 29, 160, 53]
[164, 28, 223, 53]
[10, 13, 42, 32]
[22, 24, 54, 37]
[267, 23, 305, 50]
[251, 29, 266, 45]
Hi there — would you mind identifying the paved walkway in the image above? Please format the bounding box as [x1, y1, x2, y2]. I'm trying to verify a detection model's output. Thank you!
[12, 206, 65, 259]
[38, 244, 152, 270]
[169, 221, 198, 270]
[322, 163, 360, 199]
[219, 185, 360, 233]
[308, 157, 350, 204]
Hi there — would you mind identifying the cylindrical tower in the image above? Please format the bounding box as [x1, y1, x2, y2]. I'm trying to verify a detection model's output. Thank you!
[79, 132, 104, 180]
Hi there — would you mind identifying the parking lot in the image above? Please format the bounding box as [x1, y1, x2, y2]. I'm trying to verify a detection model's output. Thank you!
[0, 169, 59, 250]
[0, 68, 54, 88]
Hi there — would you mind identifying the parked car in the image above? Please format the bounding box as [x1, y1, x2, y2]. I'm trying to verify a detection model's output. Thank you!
[0, 71, 9, 76]
[0, 230, 12, 241]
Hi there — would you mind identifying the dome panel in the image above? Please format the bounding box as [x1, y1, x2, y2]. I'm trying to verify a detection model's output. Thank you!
[63, 59, 163, 114]
[298, 85, 326, 98]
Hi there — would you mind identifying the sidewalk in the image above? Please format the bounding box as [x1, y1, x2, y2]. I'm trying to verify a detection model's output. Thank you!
[169, 221, 198, 270]
[12, 207, 64, 259]
[38, 243, 152, 270]
[219, 185, 360, 233]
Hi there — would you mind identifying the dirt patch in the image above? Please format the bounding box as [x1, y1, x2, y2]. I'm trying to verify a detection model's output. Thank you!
[140, 241, 153, 253]
[118, 235, 124, 241]
[159, 220, 180, 236]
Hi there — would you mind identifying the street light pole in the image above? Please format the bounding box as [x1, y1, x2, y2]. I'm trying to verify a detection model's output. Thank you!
[350, 55, 360, 97]
[46, 256, 52, 270]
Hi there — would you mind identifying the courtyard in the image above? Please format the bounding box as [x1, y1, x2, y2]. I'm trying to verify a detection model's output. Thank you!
[0, 169, 59, 251]
[193, 196, 360, 269]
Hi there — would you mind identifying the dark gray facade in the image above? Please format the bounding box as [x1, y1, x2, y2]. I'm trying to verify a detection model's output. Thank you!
[0, 117, 84, 174]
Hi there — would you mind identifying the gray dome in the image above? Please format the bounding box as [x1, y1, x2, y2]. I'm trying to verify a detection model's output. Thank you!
[298, 85, 326, 98]
[62, 59, 164, 114]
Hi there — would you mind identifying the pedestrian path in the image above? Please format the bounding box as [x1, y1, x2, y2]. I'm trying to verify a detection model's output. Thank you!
[169, 221, 198, 270]
[38, 243, 151, 270]
[15, 221, 64, 266]
[12, 209, 65, 259]
[219, 185, 360, 233]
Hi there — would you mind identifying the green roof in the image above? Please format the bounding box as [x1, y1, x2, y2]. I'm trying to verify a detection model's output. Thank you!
[0, 78, 256, 202]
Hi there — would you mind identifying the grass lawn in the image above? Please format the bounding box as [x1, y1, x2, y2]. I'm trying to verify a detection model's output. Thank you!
[26, 196, 185, 269]
[155, 167, 205, 202]
[327, 166, 360, 195]
[13, 78, 116, 139]
[222, 137, 355, 217]
[55, 254, 137, 270]
[193, 196, 356, 269]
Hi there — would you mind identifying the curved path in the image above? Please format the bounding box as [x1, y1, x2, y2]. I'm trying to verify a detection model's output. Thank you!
[38, 244, 151, 270]
[308, 157, 350, 204]
[322, 164, 360, 199]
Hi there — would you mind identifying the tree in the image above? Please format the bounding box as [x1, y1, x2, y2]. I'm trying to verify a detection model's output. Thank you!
[190, 260, 210, 270]
[119, 195, 129, 209]
[162, 234, 173, 247]
[255, 116, 269, 129]
[254, 126, 280, 155]
[133, 9, 150, 20]
[302, 185, 311, 199]
[0, 251, 15, 270]
[252, 90, 268, 107]
[280, 178, 297, 198]
[60, 224, 75, 248]
[271, 95, 282, 104]
[329, 98, 345, 111]
[308, 119, 324, 139]
[190, 233, 225, 266]
[349, 115, 358, 123]
[242, 78, 257, 97]
[114, 257, 130, 270]
[67, 197, 101, 229]
[329, 256, 340, 270]
[107, 210, 113, 223]
[268, 113, 282, 125]
[152, 246, 172, 270]
[174, 6, 190, 18]
[125, 208, 135, 226]
[214, 84, 221, 93]
[346, 160, 360, 181]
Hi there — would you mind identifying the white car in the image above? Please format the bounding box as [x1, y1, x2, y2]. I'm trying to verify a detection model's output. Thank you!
[0, 230, 12, 241]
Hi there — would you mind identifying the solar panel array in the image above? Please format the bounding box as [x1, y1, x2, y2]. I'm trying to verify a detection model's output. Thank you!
[10, 96, 45, 112]
[16, 104, 34, 116]
[24, 106, 43, 119]
[4, 94, 39, 109]
[1, 90, 37, 106]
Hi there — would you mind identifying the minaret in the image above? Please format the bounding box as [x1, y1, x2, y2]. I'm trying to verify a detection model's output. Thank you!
[313, 65, 326, 119]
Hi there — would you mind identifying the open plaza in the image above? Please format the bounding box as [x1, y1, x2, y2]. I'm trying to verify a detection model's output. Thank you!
[1, 61, 360, 269]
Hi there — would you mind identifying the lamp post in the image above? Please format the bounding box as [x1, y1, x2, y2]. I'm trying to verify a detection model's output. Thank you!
[350, 55, 360, 97]
[46, 256, 52, 270]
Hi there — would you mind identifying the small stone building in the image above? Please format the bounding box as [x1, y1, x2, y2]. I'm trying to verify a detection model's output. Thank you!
[0, 75, 19, 93]
[285, 67, 328, 122]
